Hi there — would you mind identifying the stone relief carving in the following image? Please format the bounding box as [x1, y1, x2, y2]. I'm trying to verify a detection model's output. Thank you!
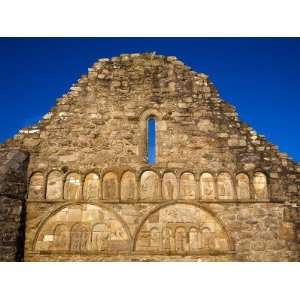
[202, 228, 214, 249]
[35, 204, 129, 253]
[253, 172, 268, 200]
[103, 172, 118, 201]
[189, 228, 201, 251]
[70, 223, 89, 252]
[180, 172, 196, 200]
[236, 173, 250, 200]
[64, 173, 82, 201]
[162, 228, 173, 250]
[217, 172, 234, 200]
[150, 227, 161, 250]
[28, 172, 44, 200]
[135, 204, 230, 254]
[92, 223, 108, 251]
[200, 172, 215, 200]
[41, 169, 269, 204]
[83, 173, 100, 201]
[175, 227, 188, 252]
[46, 170, 63, 200]
[140, 171, 159, 201]
[121, 171, 137, 202]
[53, 224, 69, 251]
[162, 172, 178, 200]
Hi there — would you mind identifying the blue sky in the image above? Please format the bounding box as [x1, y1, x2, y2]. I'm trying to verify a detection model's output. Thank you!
[0, 38, 299, 162]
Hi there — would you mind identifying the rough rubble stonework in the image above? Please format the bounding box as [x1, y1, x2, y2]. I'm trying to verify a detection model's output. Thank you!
[0, 149, 29, 261]
[0, 52, 299, 261]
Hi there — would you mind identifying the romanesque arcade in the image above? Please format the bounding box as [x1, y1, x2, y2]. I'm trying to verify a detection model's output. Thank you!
[28, 169, 269, 203]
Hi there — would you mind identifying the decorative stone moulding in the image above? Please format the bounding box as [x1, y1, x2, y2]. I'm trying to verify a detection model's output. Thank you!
[28, 169, 270, 203]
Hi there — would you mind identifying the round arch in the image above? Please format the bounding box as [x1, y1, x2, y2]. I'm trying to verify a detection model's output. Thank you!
[32, 202, 132, 252]
[132, 201, 235, 253]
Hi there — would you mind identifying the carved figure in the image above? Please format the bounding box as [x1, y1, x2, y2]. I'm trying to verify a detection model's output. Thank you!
[166, 181, 174, 200]
[83, 173, 99, 201]
[175, 227, 187, 252]
[141, 171, 159, 201]
[28, 172, 44, 200]
[200, 173, 215, 200]
[236, 173, 250, 200]
[53, 225, 68, 250]
[150, 227, 160, 249]
[189, 228, 199, 251]
[64, 173, 82, 201]
[121, 171, 137, 201]
[253, 172, 268, 200]
[202, 228, 212, 249]
[162, 172, 177, 200]
[162, 228, 172, 250]
[102, 172, 118, 200]
[217, 173, 234, 200]
[70, 224, 89, 252]
[46, 171, 63, 200]
[180, 173, 196, 200]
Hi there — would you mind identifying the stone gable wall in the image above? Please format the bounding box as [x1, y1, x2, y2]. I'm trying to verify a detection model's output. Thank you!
[1, 53, 299, 261]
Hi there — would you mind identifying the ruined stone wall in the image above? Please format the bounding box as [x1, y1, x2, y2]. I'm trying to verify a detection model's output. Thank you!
[0, 148, 29, 261]
[1, 53, 299, 261]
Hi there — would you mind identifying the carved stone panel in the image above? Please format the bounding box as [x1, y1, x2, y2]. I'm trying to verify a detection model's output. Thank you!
[189, 228, 201, 251]
[180, 172, 196, 200]
[120, 171, 137, 202]
[253, 172, 268, 200]
[202, 228, 214, 249]
[46, 171, 63, 200]
[200, 172, 215, 200]
[103, 172, 118, 201]
[70, 223, 89, 253]
[135, 204, 230, 254]
[53, 224, 69, 251]
[236, 173, 250, 200]
[162, 172, 178, 201]
[64, 173, 82, 201]
[162, 228, 173, 250]
[28, 172, 44, 200]
[217, 172, 234, 200]
[91, 223, 108, 251]
[150, 227, 160, 250]
[175, 227, 188, 252]
[35, 204, 130, 253]
[83, 173, 100, 201]
[140, 171, 159, 202]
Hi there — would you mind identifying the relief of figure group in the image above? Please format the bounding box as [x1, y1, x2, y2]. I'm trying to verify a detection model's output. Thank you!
[135, 204, 230, 253]
[35, 203, 231, 255]
[52, 223, 111, 253]
[35, 204, 130, 253]
[28, 169, 269, 203]
[137, 224, 220, 253]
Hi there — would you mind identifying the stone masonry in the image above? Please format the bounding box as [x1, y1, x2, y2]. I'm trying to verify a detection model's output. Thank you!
[0, 149, 28, 261]
[0, 53, 299, 261]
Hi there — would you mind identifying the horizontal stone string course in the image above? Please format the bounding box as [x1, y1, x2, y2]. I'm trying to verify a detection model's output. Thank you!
[28, 169, 269, 202]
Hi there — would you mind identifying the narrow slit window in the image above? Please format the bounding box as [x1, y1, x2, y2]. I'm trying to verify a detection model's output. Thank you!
[147, 118, 156, 164]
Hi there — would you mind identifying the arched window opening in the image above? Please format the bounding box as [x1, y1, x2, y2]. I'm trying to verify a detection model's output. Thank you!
[147, 117, 156, 164]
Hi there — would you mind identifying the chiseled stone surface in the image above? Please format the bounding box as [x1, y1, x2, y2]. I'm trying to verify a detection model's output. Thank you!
[0, 52, 299, 261]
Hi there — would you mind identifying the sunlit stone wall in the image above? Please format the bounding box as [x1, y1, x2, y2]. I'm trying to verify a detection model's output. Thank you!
[1, 53, 299, 261]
